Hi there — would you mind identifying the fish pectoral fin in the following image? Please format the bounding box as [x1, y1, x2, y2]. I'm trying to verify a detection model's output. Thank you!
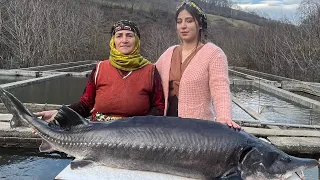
[70, 159, 95, 170]
[216, 174, 243, 180]
[39, 140, 55, 152]
[216, 168, 243, 180]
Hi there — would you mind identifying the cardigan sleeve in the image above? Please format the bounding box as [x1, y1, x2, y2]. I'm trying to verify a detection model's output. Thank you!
[208, 47, 232, 121]
[155, 46, 177, 116]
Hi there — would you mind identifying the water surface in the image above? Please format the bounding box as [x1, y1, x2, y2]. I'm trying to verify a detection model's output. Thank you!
[231, 85, 320, 125]
[0, 149, 72, 180]
[0, 76, 31, 85]
[8, 76, 88, 104]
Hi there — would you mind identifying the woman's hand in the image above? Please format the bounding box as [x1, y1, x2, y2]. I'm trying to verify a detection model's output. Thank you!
[217, 118, 241, 129]
[32, 110, 58, 134]
[34, 110, 58, 122]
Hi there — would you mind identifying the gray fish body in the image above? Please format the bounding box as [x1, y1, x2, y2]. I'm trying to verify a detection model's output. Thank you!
[0, 87, 318, 180]
[46, 117, 247, 178]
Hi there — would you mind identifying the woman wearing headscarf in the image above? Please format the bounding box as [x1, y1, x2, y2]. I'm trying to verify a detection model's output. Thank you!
[156, 1, 240, 129]
[36, 20, 165, 124]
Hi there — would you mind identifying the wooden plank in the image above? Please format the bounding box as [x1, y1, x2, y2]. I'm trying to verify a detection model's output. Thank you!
[266, 125, 281, 130]
[0, 121, 41, 148]
[0, 104, 62, 114]
[0, 114, 12, 122]
[0, 122, 38, 138]
[243, 127, 320, 137]
[0, 121, 11, 130]
[0, 137, 41, 148]
[237, 120, 320, 129]
[20, 60, 95, 70]
[268, 136, 320, 154]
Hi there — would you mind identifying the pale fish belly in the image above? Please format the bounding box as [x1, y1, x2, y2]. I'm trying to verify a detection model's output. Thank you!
[245, 170, 304, 180]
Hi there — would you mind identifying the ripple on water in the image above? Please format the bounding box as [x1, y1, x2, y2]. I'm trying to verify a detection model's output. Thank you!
[231, 85, 320, 125]
[0, 151, 72, 180]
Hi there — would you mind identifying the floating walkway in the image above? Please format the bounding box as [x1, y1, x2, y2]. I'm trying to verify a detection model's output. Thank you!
[230, 66, 320, 97]
[0, 60, 96, 77]
[0, 110, 320, 156]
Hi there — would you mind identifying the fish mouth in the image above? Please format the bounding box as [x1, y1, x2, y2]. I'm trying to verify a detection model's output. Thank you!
[293, 171, 304, 180]
[245, 170, 306, 180]
[280, 170, 305, 180]
[279, 158, 319, 180]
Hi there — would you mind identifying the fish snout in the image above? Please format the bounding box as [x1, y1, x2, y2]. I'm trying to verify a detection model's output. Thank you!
[287, 155, 319, 170]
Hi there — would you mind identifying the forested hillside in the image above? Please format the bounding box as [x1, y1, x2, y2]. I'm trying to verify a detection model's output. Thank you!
[0, 0, 319, 82]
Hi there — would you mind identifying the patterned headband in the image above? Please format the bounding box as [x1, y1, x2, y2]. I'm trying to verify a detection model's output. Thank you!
[177, 0, 207, 29]
[111, 20, 140, 38]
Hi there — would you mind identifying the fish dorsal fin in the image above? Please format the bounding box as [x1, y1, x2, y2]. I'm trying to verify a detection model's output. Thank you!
[54, 105, 89, 127]
[39, 140, 55, 152]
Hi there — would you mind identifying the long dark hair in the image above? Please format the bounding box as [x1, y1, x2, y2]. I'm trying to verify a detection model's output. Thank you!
[175, 1, 207, 44]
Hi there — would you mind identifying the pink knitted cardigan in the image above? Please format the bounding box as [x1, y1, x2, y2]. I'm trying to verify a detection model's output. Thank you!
[155, 43, 232, 121]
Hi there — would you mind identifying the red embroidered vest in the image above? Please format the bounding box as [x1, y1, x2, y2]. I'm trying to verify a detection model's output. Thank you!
[94, 60, 154, 117]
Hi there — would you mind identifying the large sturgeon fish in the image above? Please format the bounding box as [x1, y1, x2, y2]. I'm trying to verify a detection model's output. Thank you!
[0, 87, 318, 180]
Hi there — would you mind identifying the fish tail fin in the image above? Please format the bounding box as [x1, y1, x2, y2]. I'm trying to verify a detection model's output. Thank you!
[0, 86, 33, 128]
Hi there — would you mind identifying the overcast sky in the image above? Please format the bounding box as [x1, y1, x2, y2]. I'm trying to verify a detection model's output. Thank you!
[232, 0, 303, 22]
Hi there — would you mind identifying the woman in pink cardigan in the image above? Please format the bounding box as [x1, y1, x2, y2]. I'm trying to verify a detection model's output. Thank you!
[156, 1, 240, 129]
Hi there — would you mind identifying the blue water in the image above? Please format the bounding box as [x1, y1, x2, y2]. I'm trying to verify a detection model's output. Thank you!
[0, 150, 72, 180]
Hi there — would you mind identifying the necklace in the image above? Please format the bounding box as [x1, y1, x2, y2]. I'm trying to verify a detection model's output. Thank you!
[118, 70, 132, 79]
[181, 46, 197, 63]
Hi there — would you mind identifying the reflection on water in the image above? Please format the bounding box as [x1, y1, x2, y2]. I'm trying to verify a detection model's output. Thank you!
[0, 149, 72, 180]
[231, 85, 320, 125]
[8, 76, 88, 105]
[0, 76, 31, 85]
[231, 102, 256, 121]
